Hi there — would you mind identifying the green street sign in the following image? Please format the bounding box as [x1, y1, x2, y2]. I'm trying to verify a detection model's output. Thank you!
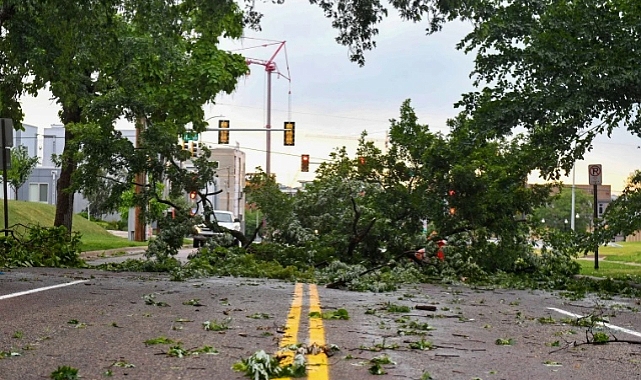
[183, 131, 199, 141]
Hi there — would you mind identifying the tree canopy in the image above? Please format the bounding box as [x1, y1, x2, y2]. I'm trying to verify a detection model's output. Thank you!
[0, 0, 249, 234]
[280, 0, 640, 177]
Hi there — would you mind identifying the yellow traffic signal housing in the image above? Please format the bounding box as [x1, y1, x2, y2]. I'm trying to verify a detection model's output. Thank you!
[218, 119, 230, 144]
[301, 154, 310, 172]
[284, 121, 295, 146]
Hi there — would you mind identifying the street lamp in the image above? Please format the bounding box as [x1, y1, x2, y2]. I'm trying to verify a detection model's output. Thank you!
[205, 114, 225, 122]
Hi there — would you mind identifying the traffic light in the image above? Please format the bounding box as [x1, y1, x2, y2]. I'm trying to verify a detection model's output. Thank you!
[218, 119, 230, 144]
[448, 189, 456, 215]
[358, 156, 366, 165]
[284, 121, 295, 146]
[189, 191, 197, 202]
[189, 141, 200, 157]
[301, 154, 310, 172]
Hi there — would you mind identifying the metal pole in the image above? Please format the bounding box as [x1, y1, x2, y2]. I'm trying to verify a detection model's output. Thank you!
[1, 119, 9, 236]
[593, 184, 599, 270]
[266, 68, 272, 176]
[571, 163, 576, 231]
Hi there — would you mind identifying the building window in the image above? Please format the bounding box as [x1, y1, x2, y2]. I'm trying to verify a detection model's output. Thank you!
[29, 183, 48, 203]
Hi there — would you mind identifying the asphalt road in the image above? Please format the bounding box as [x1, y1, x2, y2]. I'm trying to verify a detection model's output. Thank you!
[1, 267, 641, 380]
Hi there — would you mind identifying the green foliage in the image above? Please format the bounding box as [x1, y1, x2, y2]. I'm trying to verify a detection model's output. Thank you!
[144, 336, 175, 346]
[249, 242, 332, 269]
[385, 303, 410, 313]
[50, 366, 79, 380]
[532, 188, 592, 232]
[248, 101, 554, 279]
[232, 349, 306, 380]
[316, 260, 427, 292]
[495, 338, 514, 346]
[0, 225, 84, 268]
[96, 257, 181, 274]
[453, 0, 641, 178]
[167, 345, 189, 358]
[203, 318, 231, 331]
[164, 344, 220, 358]
[6, 146, 39, 200]
[368, 354, 395, 375]
[182, 299, 204, 307]
[591, 332, 609, 344]
[173, 246, 315, 282]
[537, 316, 555, 324]
[142, 294, 169, 307]
[247, 313, 271, 319]
[588, 171, 641, 246]
[0, 350, 21, 358]
[408, 338, 433, 350]
[308, 308, 349, 320]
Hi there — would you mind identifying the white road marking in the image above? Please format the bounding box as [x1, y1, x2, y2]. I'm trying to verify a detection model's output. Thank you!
[0, 280, 88, 301]
[548, 307, 641, 338]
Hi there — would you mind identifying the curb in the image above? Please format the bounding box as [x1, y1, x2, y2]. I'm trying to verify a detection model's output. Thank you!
[81, 247, 147, 261]
[81, 245, 194, 261]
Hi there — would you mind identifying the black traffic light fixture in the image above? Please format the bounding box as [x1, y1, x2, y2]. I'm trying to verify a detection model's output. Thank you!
[218, 120, 230, 144]
[301, 154, 310, 172]
[284, 121, 295, 146]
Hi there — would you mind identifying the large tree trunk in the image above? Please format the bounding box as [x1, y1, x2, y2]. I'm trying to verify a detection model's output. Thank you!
[53, 107, 80, 233]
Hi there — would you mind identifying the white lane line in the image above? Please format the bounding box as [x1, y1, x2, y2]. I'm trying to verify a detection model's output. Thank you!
[0, 280, 88, 301]
[548, 307, 641, 338]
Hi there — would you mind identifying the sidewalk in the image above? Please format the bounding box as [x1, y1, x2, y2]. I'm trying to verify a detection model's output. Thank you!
[577, 255, 641, 266]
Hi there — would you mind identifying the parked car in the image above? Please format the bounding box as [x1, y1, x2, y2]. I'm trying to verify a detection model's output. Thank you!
[192, 210, 241, 248]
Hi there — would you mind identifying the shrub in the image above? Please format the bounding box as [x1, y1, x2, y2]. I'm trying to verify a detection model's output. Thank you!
[0, 225, 84, 268]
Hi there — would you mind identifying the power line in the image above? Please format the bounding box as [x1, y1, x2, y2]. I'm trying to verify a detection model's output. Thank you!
[216, 102, 391, 123]
[201, 141, 330, 162]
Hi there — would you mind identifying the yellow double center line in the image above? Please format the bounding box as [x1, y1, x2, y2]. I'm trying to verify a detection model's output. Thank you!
[279, 283, 329, 380]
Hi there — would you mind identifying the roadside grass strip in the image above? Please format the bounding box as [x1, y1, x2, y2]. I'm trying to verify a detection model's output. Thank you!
[548, 307, 641, 338]
[308, 284, 329, 380]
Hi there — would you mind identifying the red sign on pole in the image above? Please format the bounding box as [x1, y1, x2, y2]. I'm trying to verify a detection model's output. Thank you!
[588, 164, 602, 185]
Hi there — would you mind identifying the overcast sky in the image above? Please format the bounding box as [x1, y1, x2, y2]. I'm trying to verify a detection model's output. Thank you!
[20, 0, 641, 192]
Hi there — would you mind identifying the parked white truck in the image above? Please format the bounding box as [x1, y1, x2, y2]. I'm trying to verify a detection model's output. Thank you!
[192, 210, 241, 248]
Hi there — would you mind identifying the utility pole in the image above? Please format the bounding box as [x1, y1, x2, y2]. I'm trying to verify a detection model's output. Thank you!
[134, 118, 146, 241]
[0, 118, 12, 237]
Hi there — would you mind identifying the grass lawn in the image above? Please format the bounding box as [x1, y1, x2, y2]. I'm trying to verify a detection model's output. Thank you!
[591, 241, 641, 264]
[0, 200, 146, 252]
[577, 259, 641, 281]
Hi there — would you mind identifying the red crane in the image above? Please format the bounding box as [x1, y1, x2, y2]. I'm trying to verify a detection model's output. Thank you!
[240, 38, 292, 176]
